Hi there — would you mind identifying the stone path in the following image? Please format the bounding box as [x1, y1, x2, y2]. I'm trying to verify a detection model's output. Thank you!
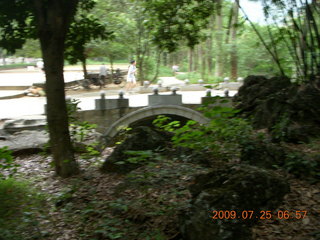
[158, 76, 185, 87]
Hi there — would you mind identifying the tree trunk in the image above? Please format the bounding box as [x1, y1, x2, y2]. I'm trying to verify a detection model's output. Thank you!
[230, 0, 239, 80]
[152, 49, 162, 82]
[206, 18, 214, 75]
[162, 52, 168, 66]
[33, 0, 79, 177]
[109, 56, 114, 82]
[200, 43, 206, 80]
[188, 48, 194, 72]
[194, 45, 199, 72]
[82, 58, 88, 79]
[215, 0, 224, 78]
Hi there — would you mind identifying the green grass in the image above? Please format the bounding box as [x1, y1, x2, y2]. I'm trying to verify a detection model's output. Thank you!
[83, 59, 130, 65]
[175, 72, 223, 84]
[0, 178, 47, 240]
[0, 63, 30, 70]
[158, 66, 174, 77]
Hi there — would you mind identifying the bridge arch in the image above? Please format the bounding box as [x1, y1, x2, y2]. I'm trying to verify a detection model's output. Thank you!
[104, 105, 210, 139]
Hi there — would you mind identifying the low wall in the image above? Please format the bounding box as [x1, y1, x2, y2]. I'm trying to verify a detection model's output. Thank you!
[76, 107, 144, 133]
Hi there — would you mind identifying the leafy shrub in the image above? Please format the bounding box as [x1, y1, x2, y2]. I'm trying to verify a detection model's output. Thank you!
[284, 152, 320, 179]
[153, 103, 256, 162]
[153, 115, 181, 132]
[66, 98, 102, 157]
[115, 150, 162, 166]
[0, 147, 19, 180]
[0, 179, 46, 239]
[271, 113, 291, 141]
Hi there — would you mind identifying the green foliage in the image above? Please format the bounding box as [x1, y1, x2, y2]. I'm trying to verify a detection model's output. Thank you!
[284, 152, 320, 179]
[175, 72, 202, 82]
[0, 63, 31, 70]
[0, 147, 19, 180]
[65, 12, 113, 65]
[157, 65, 174, 77]
[15, 39, 41, 58]
[0, 0, 36, 54]
[93, 217, 129, 239]
[154, 102, 255, 161]
[115, 150, 163, 166]
[175, 71, 222, 84]
[66, 98, 102, 157]
[271, 113, 291, 141]
[0, 179, 46, 240]
[81, 142, 101, 159]
[142, 0, 215, 52]
[153, 115, 181, 132]
[67, 98, 97, 141]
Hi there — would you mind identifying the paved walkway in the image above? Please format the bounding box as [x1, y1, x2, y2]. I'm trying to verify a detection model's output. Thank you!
[0, 69, 238, 119]
[0, 90, 237, 119]
[158, 76, 185, 87]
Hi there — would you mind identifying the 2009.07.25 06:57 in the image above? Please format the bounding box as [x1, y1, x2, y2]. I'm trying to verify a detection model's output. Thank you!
[211, 210, 308, 220]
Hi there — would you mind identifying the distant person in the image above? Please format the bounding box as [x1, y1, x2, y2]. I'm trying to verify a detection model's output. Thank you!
[99, 63, 107, 87]
[36, 60, 44, 72]
[126, 60, 137, 92]
[172, 64, 179, 75]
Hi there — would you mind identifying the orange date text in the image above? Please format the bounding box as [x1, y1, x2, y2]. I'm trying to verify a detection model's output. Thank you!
[211, 210, 307, 220]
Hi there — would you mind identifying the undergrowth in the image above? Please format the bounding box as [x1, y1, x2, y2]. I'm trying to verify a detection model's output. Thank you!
[0, 179, 47, 240]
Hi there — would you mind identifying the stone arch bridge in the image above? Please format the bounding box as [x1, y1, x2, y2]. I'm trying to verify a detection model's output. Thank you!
[104, 105, 210, 139]
[77, 104, 210, 140]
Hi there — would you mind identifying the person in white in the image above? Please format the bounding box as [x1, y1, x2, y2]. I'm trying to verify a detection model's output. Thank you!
[36, 60, 44, 72]
[99, 63, 107, 86]
[126, 60, 137, 92]
[172, 64, 179, 75]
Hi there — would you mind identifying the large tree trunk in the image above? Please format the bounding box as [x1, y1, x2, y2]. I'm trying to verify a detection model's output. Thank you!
[230, 0, 239, 80]
[215, 0, 224, 77]
[33, 0, 79, 177]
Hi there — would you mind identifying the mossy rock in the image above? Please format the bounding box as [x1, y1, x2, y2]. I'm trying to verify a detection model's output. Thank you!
[101, 126, 170, 174]
[234, 75, 320, 143]
[179, 165, 290, 240]
[240, 139, 286, 169]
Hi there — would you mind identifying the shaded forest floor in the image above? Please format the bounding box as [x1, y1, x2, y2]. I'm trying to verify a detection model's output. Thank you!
[2, 145, 319, 240]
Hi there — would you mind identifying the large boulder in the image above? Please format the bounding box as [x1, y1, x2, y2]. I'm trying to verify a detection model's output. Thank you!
[101, 126, 170, 174]
[234, 75, 320, 142]
[0, 130, 48, 153]
[179, 165, 289, 240]
[240, 139, 286, 169]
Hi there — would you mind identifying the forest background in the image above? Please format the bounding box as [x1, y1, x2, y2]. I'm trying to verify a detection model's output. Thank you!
[0, 0, 297, 84]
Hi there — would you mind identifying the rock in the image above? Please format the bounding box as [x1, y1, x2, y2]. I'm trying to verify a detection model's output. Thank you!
[3, 118, 46, 134]
[0, 136, 7, 140]
[101, 126, 170, 174]
[179, 165, 290, 240]
[234, 75, 320, 142]
[0, 130, 49, 152]
[240, 139, 286, 169]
